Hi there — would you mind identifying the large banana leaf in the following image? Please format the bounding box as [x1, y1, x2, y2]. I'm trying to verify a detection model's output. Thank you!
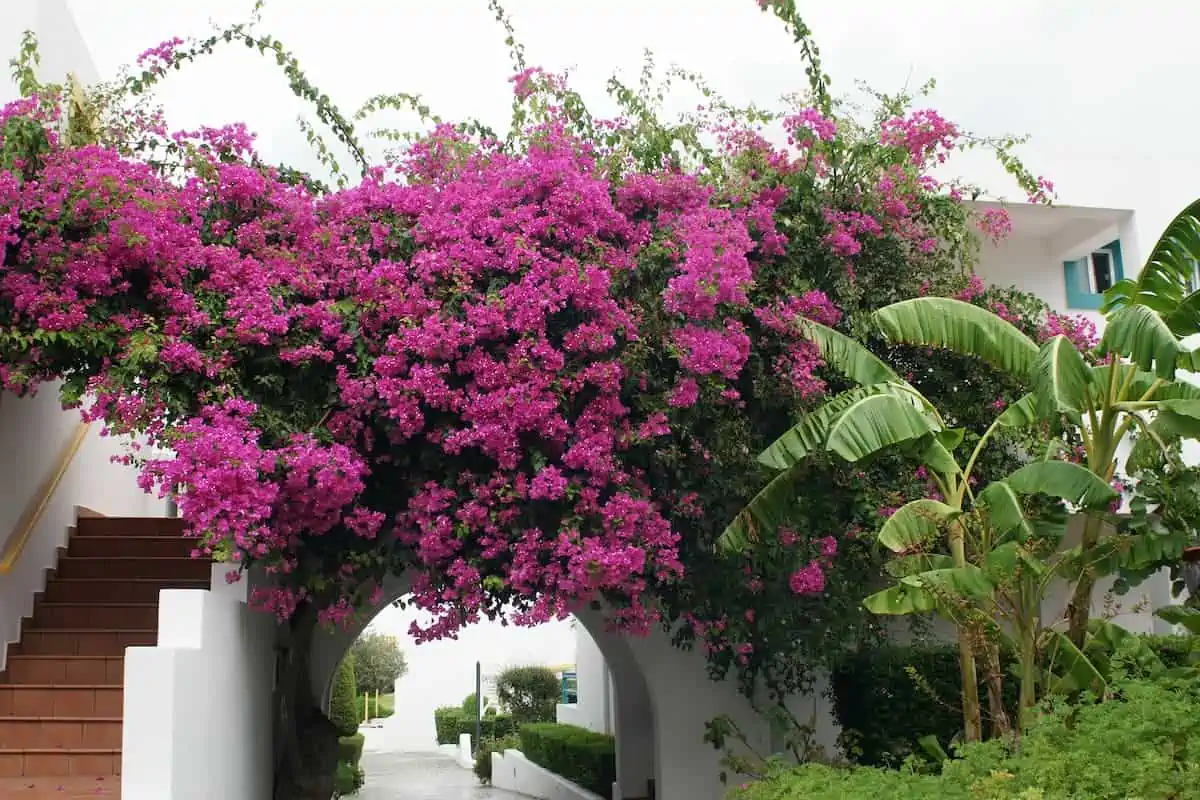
[798, 319, 904, 387]
[872, 297, 1040, 380]
[977, 481, 1036, 541]
[1042, 629, 1106, 695]
[997, 393, 1040, 427]
[825, 392, 941, 463]
[876, 498, 960, 553]
[1119, 366, 1200, 401]
[899, 565, 994, 598]
[715, 462, 804, 553]
[1156, 605, 1200, 635]
[1100, 304, 1188, 380]
[757, 382, 917, 470]
[862, 583, 938, 615]
[1003, 460, 1118, 509]
[1031, 335, 1095, 416]
[1084, 619, 1166, 679]
[1102, 199, 1200, 333]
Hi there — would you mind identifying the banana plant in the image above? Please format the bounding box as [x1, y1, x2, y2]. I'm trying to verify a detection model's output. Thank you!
[716, 314, 1110, 739]
[859, 295, 1200, 649]
[1102, 199, 1200, 337]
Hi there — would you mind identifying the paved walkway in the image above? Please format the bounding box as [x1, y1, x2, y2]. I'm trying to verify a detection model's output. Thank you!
[355, 716, 526, 799]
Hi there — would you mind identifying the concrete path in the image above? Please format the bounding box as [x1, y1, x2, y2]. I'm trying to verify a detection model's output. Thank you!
[355, 715, 526, 799]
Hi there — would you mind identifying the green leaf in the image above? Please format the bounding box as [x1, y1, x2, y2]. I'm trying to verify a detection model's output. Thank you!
[1003, 460, 1117, 509]
[876, 499, 960, 553]
[1042, 630, 1106, 695]
[978, 481, 1035, 542]
[872, 297, 1040, 380]
[826, 392, 940, 463]
[716, 464, 803, 553]
[757, 383, 917, 470]
[899, 565, 993, 598]
[1156, 605, 1200, 635]
[862, 583, 937, 615]
[996, 393, 1039, 427]
[1031, 335, 1095, 416]
[919, 438, 961, 477]
[1084, 619, 1166, 678]
[798, 319, 903, 387]
[1101, 304, 1189, 380]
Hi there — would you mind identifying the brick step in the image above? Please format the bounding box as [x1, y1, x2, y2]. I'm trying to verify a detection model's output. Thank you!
[75, 517, 184, 538]
[0, 718, 121, 750]
[0, 657, 123, 687]
[67, 535, 194, 559]
[10, 630, 154, 658]
[31, 603, 157, 631]
[0, 686, 122, 718]
[54, 556, 209, 581]
[0, 749, 120, 779]
[43, 578, 208, 604]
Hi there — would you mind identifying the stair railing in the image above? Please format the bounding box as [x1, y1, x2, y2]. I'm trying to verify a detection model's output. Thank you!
[0, 422, 91, 574]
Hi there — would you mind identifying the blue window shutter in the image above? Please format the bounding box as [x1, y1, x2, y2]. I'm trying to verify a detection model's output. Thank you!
[1064, 258, 1101, 309]
[1105, 238, 1125, 282]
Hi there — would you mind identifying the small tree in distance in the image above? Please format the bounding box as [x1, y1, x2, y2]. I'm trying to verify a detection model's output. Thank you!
[496, 665, 560, 724]
[350, 632, 408, 696]
[330, 655, 359, 737]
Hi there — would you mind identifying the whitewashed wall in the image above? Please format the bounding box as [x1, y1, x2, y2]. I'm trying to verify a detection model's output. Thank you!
[122, 563, 275, 800]
[0, 387, 168, 670]
[556, 625, 614, 734]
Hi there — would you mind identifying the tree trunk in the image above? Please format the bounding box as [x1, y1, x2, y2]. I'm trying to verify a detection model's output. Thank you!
[949, 524, 983, 743]
[1065, 513, 1103, 650]
[981, 640, 1011, 738]
[272, 608, 341, 800]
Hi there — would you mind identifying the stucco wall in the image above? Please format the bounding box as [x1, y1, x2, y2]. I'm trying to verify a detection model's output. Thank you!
[122, 564, 275, 800]
[0, 388, 168, 670]
[556, 624, 613, 734]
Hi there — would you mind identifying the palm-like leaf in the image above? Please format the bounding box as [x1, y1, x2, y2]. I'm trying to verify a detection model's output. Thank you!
[1042, 630, 1106, 695]
[1031, 335, 1095, 416]
[876, 499, 961, 553]
[1101, 304, 1189, 380]
[799, 319, 903, 386]
[1102, 199, 1200, 335]
[872, 297, 1040, 379]
[1003, 460, 1118, 509]
[826, 392, 941, 463]
[863, 584, 937, 615]
[757, 382, 916, 470]
[1156, 605, 1200, 635]
[996, 393, 1040, 427]
[978, 481, 1036, 542]
[715, 463, 805, 553]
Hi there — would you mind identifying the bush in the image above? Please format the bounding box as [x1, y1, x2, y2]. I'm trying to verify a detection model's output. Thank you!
[733, 675, 1200, 800]
[332, 760, 364, 797]
[1142, 633, 1200, 668]
[518, 723, 615, 799]
[830, 644, 1017, 767]
[497, 665, 560, 724]
[330, 654, 361, 737]
[474, 732, 520, 784]
[462, 692, 489, 717]
[337, 733, 364, 765]
[435, 705, 516, 745]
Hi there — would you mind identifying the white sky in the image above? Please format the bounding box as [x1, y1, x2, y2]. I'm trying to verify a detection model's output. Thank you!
[8, 0, 1200, 718]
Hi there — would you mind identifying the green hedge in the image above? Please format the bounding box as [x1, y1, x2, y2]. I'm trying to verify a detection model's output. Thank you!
[333, 734, 366, 797]
[330, 655, 360, 737]
[734, 674, 1200, 800]
[474, 732, 520, 784]
[830, 644, 1017, 767]
[518, 723, 615, 800]
[434, 706, 516, 745]
[831, 635, 1200, 768]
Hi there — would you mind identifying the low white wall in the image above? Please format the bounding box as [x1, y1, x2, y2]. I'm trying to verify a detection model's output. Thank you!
[556, 702, 587, 728]
[0, 388, 168, 670]
[491, 748, 605, 800]
[122, 563, 275, 800]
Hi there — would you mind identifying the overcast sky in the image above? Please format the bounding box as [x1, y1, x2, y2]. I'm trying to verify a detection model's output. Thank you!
[9, 0, 1199, 720]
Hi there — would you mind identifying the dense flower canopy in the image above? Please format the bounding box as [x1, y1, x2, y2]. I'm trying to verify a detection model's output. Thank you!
[0, 4, 1087, 692]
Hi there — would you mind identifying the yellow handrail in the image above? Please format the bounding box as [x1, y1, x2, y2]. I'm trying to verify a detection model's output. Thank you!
[0, 422, 91, 574]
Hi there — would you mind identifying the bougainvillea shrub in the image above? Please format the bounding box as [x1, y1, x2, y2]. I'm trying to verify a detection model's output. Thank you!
[0, 1, 1086, 708]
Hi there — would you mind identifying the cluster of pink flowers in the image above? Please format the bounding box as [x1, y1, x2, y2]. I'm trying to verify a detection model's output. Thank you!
[977, 207, 1013, 242]
[1040, 310, 1099, 352]
[136, 36, 184, 70]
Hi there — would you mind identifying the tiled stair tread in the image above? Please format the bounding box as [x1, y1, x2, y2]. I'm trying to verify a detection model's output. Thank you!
[18, 629, 156, 634]
[33, 603, 157, 608]
[0, 777, 119, 798]
[0, 717, 122, 722]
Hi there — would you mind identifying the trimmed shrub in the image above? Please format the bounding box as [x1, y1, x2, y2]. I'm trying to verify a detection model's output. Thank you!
[434, 706, 462, 745]
[337, 733, 364, 765]
[332, 761, 364, 797]
[462, 692, 489, 717]
[830, 644, 1017, 767]
[734, 675, 1200, 800]
[497, 665, 560, 723]
[330, 654, 360, 737]
[474, 732, 520, 784]
[518, 722, 615, 799]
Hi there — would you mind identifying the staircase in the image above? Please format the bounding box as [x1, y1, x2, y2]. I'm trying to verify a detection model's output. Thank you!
[0, 517, 209, 798]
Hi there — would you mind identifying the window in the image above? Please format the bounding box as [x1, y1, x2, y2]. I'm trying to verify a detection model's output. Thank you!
[1064, 239, 1124, 310]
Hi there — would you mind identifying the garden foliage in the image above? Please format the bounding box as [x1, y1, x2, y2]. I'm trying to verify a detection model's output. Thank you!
[518, 723, 617, 799]
[330, 655, 360, 737]
[496, 665, 559, 723]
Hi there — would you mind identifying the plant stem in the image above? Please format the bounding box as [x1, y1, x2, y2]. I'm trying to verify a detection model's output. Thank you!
[1065, 511, 1104, 649]
[949, 520, 982, 742]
